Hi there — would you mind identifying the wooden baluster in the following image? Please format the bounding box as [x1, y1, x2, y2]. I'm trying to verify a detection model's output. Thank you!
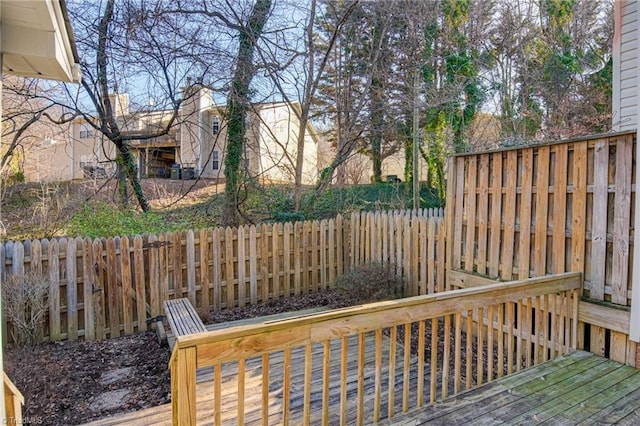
[466, 310, 473, 390]
[402, 323, 411, 411]
[487, 306, 494, 383]
[339, 336, 348, 426]
[388, 326, 397, 418]
[430, 317, 439, 402]
[303, 343, 312, 425]
[417, 320, 425, 406]
[442, 315, 451, 398]
[454, 312, 462, 395]
[357, 333, 365, 425]
[322, 340, 331, 426]
[214, 364, 222, 426]
[283, 348, 292, 425]
[477, 307, 484, 386]
[236, 358, 246, 425]
[262, 354, 269, 426]
[374, 329, 383, 422]
[497, 304, 504, 378]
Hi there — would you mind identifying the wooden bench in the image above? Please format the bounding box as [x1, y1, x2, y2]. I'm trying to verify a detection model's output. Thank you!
[163, 298, 207, 343]
[165, 306, 332, 351]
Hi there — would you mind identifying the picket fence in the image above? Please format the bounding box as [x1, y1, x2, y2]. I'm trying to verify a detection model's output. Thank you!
[0, 208, 445, 344]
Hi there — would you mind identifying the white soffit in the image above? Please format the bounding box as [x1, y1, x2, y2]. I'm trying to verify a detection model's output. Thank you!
[1, 0, 81, 83]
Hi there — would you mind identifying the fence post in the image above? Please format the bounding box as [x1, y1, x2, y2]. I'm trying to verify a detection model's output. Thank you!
[445, 156, 458, 290]
[171, 346, 197, 425]
[186, 230, 196, 305]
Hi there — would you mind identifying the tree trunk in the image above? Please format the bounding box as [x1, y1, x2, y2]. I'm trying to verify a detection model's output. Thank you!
[369, 14, 387, 184]
[370, 89, 383, 183]
[116, 145, 150, 212]
[223, 0, 272, 226]
[293, 0, 317, 212]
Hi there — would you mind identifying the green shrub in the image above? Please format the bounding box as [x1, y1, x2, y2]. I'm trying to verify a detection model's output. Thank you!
[303, 183, 441, 220]
[66, 202, 173, 238]
[334, 263, 406, 302]
[240, 183, 442, 224]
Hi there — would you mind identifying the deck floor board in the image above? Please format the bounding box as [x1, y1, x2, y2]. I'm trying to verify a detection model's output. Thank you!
[84, 331, 418, 426]
[83, 349, 640, 425]
[379, 351, 640, 425]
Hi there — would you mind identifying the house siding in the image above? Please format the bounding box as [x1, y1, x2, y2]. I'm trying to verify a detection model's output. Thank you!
[251, 103, 319, 185]
[618, 0, 640, 342]
[613, 0, 638, 131]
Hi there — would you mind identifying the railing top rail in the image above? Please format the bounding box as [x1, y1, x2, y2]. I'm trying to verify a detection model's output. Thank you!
[171, 272, 581, 367]
[3, 372, 24, 405]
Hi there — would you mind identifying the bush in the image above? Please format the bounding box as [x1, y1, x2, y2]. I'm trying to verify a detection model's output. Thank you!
[303, 183, 441, 220]
[66, 202, 172, 238]
[2, 271, 50, 346]
[238, 183, 442, 224]
[334, 263, 406, 302]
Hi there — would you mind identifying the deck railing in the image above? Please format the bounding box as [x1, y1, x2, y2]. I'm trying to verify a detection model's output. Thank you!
[169, 272, 581, 425]
[3, 372, 24, 424]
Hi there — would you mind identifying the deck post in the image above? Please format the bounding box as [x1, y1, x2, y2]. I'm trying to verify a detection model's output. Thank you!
[171, 346, 197, 426]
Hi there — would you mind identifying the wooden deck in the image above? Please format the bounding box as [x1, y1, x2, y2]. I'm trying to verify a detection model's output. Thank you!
[380, 350, 640, 425]
[84, 350, 640, 425]
[85, 330, 419, 426]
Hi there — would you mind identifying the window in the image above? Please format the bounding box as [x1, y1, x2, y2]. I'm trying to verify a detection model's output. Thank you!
[212, 151, 219, 170]
[79, 127, 93, 139]
[212, 116, 220, 135]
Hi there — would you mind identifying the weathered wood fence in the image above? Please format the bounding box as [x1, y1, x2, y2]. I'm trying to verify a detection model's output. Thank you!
[0, 208, 445, 344]
[445, 130, 637, 366]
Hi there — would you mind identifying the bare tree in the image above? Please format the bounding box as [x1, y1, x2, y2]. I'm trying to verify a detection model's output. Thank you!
[245, 0, 359, 211]
[222, 0, 273, 225]
[5, 0, 211, 211]
[1, 77, 74, 178]
[486, 0, 613, 143]
[164, 0, 274, 225]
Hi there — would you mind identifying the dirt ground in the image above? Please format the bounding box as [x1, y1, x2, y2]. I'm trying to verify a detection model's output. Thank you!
[4, 287, 495, 425]
[4, 331, 171, 426]
[3, 288, 367, 426]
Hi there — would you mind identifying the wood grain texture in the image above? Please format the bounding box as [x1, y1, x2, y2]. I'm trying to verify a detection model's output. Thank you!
[552, 144, 568, 274]
[501, 151, 518, 280]
[199, 229, 210, 311]
[488, 153, 503, 278]
[82, 238, 96, 340]
[519, 149, 533, 280]
[476, 155, 489, 275]
[186, 230, 196, 305]
[571, 142, 588, 273]
[612, 136, 632, 305]
[133, 236, 146, 332]
[464, 156, 478, 273]
[119, 237, 133, 335]
[590, 139, 609, 300]
[533, 146, 549, 277]
[66, 238, 79, 340]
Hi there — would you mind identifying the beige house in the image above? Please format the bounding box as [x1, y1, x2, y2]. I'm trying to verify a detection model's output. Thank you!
[179, 85, 320, 184]
[26, 85, 321, 185]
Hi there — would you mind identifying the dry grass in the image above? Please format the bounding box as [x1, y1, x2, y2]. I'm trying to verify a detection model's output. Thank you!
[0, 178, 223, 240]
